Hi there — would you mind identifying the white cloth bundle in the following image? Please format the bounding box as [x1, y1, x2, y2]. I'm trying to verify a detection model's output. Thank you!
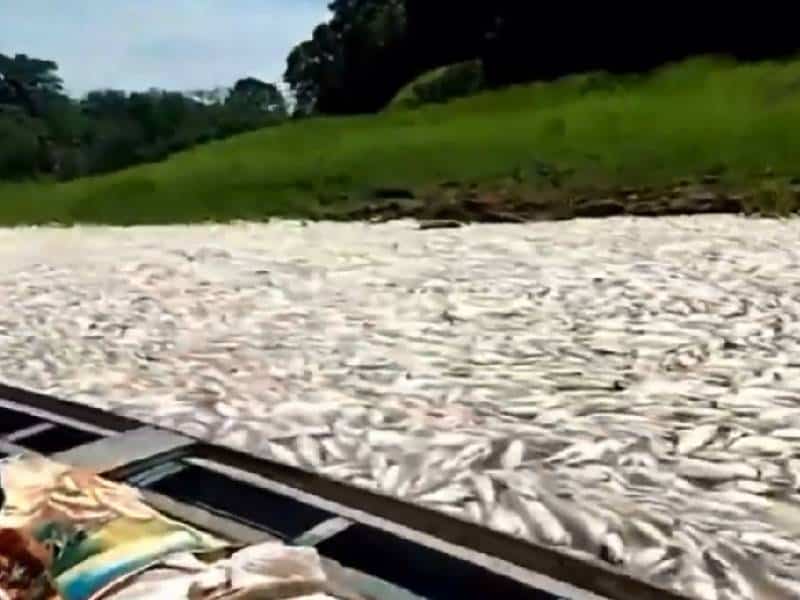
[103, 541, 338, 599]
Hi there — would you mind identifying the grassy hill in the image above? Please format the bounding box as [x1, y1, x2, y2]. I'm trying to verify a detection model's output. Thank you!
[386, 59, 486, 110]
[2, 55, 800, 225]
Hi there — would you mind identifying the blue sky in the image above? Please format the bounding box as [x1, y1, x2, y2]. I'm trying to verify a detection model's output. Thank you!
[1, 0, 330, 96]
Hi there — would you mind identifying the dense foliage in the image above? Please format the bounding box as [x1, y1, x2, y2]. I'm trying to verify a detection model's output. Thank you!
[387, 60, 485, 111]
[3, 3, 798, 182]
[3, 56, 800, 226]
[0, 53, 287, 180]
[285, 2, 800, 115]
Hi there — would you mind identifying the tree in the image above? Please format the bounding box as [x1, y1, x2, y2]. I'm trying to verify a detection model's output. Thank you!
[284, 3, 800, 116]
[0, 53, 65, 116]
[81, 89, 130, 118]
[0, 53, 74, 176]
[0, 116, 43, 178]
[284, 0, 411, 115]
[0, 53, 63, 94]
[0, 50, 291, 182]
[227, 77, 287, 117]
[284, 28, 341, 116]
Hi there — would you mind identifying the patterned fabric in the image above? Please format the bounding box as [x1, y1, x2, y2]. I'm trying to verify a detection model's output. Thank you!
[0, 453, 227, 600]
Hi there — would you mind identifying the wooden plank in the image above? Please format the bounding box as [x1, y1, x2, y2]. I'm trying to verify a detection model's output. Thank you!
[0, 398, 116, 436]
[0, 383, 140, 431]
[52, 427, 194, 472]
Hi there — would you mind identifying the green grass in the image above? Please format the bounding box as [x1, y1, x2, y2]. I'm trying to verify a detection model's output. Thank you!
[386, 59, 485, 110]
[2, 55, 800, 225]
[388, 65, 454, 109]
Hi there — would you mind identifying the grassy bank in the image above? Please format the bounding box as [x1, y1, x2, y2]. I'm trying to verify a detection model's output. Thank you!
[2, 55, 800, 225]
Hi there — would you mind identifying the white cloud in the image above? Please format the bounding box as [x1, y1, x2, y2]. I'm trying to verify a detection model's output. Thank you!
[0, 0, 330, 96]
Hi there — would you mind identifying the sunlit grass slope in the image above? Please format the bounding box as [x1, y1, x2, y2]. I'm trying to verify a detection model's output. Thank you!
[2, 55, 800, 225]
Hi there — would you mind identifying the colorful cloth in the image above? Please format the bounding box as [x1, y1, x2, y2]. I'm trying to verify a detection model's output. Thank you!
[0, 452, 227, 600]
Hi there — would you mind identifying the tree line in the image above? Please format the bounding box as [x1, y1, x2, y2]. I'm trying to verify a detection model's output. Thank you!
[285, 2, 800, 115]
[3, 3, 798, 181]
[0, 53, 288, 180]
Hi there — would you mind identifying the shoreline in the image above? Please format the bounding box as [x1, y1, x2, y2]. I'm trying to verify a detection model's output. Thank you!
[323, 178, 797, 226]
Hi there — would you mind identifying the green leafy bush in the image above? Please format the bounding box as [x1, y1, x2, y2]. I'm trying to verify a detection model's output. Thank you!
[389, 60, 485, 110]
[0, 116, 41, 178]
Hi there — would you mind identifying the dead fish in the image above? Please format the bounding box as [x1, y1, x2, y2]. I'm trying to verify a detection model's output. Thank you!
[756, 461, 783, 483]
[179, 421, 212, 438]
[760, 407, 800, 426]
[488, 502, 529, 538]
[770, 428, 800, 441]
[265, 442, 301, 468]
[380, 464, 402, 494]
[729, 436, 794, 456]
[368, 453, 389, 480]
[318, 464, 364, 480]
[431, 432, 484, 448]
[464, 501, 484, 523]
[680, 566, 719, 600]
[366, 430, 414, 447]
[213, 400, 241, 419]
[784, 459, 800, 489]
[717, 480, 774, 495]
[676, 459, 759, 482]
[628, 518, 670, 547]
[418, 483, 473, 505]
[216, 427, 250, 448]
[470, 473, 496, 510]
[703, 549, 754, 600]
[570, 464, 626, 487]
[395, 476, 414, 498]
[600, 532, 626, 565]
[333, 418, 365, 440]
[506, 491, 571, 546]
[433, 504, 468, 520]
[410, 469, 461, 497]
[688, 497, 751, 519]
[296, 435, 323, 468]
[672, 528, 704, 560]
[500, 439, 526, 470]
[739, 532, 800, 555]
[419, 448, 453, 472]
[500, 405, 540, 417]
[486, 469, 545, 498]
[676, 424, 719, 455]
[545, 439, 626, 467]
[538, 491, 608, 553]
[441, 442, 491, 471]
[625, 467, 676, 489]
[355, 442, 373, 463]
[368, 409, 386, 427]
[646, 557, 680, 581]
[629, 546, 669, 572]
[579, 502, 626, 534]
[617, 451, 659, 470]
[711, 489, 773, 510]
[320, 438, 349, 462]
[213, 417, 241, 438]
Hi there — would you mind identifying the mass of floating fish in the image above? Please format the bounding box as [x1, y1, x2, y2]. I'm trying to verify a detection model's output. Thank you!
[3, 215, 800, 599]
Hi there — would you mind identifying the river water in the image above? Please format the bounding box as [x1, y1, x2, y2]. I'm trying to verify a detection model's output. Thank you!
[2, 216, 800, 599]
